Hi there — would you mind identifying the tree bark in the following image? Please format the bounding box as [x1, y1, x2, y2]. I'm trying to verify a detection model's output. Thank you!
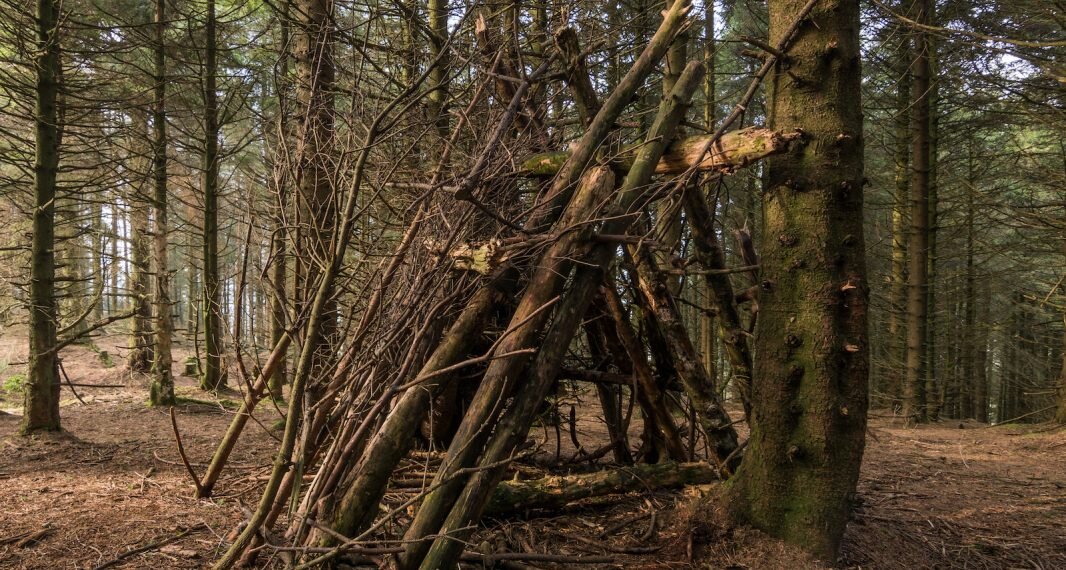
[887, 13, 910, 408]
[201, 0, 226, 390]
[128, 118, 154, 374]
[268, 0, 291, 401]
[725, 0, 868, 561]
[903, 0, 932, 423]
[149, 0, 174, 406]
[23, 0, 62, 433]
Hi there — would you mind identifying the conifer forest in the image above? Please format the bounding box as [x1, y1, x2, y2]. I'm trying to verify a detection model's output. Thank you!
[0, 0, 1064, 568]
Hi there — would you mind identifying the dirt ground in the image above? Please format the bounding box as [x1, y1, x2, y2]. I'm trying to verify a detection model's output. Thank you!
[1, 332, 1064, 569]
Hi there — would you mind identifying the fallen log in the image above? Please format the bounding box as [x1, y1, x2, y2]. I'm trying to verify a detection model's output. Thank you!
[484, 461, 718, 516]
[519, 126, 801, 178]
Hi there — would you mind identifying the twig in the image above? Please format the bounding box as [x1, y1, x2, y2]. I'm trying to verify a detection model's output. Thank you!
[58, 360, 86, 405]
[170, 407, 205, 496]
[91, 523, 208, 570]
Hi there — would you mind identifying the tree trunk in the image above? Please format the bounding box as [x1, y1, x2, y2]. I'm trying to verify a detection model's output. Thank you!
[886, 11, 909, 408]
[201, 0, 226, 391]
[268, 1, 291, 401]
[699, 0, 717, 386]
[725, 0, 868, 561]
[903, 0, 932, 423]
[23, 0, 62, 433]
[1057, 237, 1066, 424]
[293, 0, 337, 390]
[128, 118, 154, 373]
[960, 143, 977, 419]
[974, 280, 990, 423]
[149, 0, 174, 406]
[924, 36, 940, 420]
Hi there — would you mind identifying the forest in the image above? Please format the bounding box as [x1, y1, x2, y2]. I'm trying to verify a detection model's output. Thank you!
[0, 0, 1063, 568]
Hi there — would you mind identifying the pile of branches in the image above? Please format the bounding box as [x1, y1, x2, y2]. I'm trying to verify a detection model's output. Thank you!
[191, 0, 808, 567]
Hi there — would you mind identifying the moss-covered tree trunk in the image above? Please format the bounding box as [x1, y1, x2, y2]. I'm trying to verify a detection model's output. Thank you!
[725, 0, 868, 561]
[23, 0, 62, 433]
[150, 0, 174, 406]
[201, 0, 226, 391]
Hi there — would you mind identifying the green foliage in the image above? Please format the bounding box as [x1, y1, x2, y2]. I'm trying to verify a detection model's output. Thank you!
[3, 373, 26, 393]
[98, 351, 114, 368]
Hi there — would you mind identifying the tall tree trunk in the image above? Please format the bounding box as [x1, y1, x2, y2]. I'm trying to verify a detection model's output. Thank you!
[201, 0, 226, 390]
[960, 143, 977, 419]
[1057, 236, 1066, 424]
[924, 37, 940, 420]
[974, 280, 990, 423]
[293, 0, 337, 388]
[128, 114, 154, 374]
[23, 0, 62, 433]
[903, 0, 932, 423]
[427, 0, 449, 141]
[725, 0, 868, 561]
[268, 1, 291, 401]
[886, 28, 910, 409]
[886, 8, 912, 411]
[700, 0, 717, 380]
[150, 0, 174, 406]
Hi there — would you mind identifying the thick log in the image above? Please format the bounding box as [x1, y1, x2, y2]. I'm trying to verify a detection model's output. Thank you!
[519, 126, 800, 177]
[485, 461, 718, 516]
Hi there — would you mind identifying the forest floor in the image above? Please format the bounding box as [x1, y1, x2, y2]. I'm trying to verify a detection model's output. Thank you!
[1, 331, 1065, 569]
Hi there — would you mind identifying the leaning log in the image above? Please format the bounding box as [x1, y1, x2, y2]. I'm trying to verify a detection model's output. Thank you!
[484, 461, 718, 516]
[683, 186, 755, 417]
[519, 126, 801, 178]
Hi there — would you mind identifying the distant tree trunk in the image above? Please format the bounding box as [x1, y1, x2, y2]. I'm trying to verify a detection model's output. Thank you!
[292, 0, 336, 386]
[23, 0, 62, 433]
[959, 143, 977, 419]
[109, 200, 119, 314]
[150, 0, 174, 406]
[91, 201, 104, 321]
[1056, 318, 1066, 423]
[924, 37, 940, 420]
[903, 0, 932, 423]
[700, 0, 717, 380]
[974, 280, 990, 423]
[1058, 238, 1066, 424]
[427, 0, 449, 140]
[129, 114, 154, 373]
[268, 1, 291, 400]
[726, 0, 868, 561]
[201, 0, 226, 390]
[886, 37, 909, 407]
